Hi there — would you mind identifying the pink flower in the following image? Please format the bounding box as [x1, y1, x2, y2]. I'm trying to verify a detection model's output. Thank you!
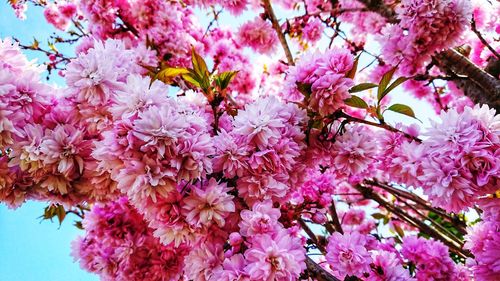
[72, 197, 189, 281]
[65, 46, 123, 106]
[332, 124, 379, 177]
[310, 74, 353, 116]
[402, 236, 461, 281]
[367, 250, 413, 281]
[212, 129, 250, 178]
[184, 240, 224, 281]
[380, 0, 472, 75]
[132, 105, 187, 157]
[40, 124, 91, 186]
[237, 17, 278, 54]
[233, 96, 286, 150]
[302, 17, 324, 43]
[110, 74, 171, 120]
[244, 230, 306, 281]
[239, 200, 281, 237]
[182, 179, 235, 228]
[326, 231, 373, 278]
[211, 254, 250, 281]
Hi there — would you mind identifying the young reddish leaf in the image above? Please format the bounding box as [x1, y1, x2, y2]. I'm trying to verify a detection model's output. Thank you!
[394, 224, 405, 237]
[344, 95, 369, 109]
[386, 103, 416, 118]
[349, 83, 378, 93]
[345, 55, 359, 79]
[377, 67, 397, 101]
[56, 204, 66, 225]
[296, 82, 312, 97]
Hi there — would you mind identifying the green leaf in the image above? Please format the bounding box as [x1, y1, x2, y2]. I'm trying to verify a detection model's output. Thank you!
[215, 71, 238, 90]
[344, 95, 368, 109]
[345, 55, 359, 79]
[155, 67, 189, 84]
[377, 67, 397, 101]
[379, 76, 408, 102]
[191, 48, 209, 77]
[349, 83, 378, 93]
[181, 72, 201, 88]
[386, 103, 416, 119]
[372, 213, 386, 220]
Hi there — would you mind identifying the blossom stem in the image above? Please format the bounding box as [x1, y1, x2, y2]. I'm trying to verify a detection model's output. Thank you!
[299, 218, 326, 253]
[354, 184, 472, 258]
[328, 200, 344, 234]
[470, 16, 500, 59]
[262, 0, 295, 65]
[336, 111, 422, 143]
[365, 179, 467, 235]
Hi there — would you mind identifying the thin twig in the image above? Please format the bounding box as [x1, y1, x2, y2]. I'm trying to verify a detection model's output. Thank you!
[262, 0, 295, 65]
[471, 16, 500, 59]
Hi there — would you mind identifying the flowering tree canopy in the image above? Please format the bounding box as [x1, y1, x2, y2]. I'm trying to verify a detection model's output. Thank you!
[2, 0, 500, 280]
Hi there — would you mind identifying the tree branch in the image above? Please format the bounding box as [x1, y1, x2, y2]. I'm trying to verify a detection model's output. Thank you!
[353, 184, 472, 259]
[262, 0, 295, 66]
[305, 256, 341, 281]
[435, 49, 500, 111]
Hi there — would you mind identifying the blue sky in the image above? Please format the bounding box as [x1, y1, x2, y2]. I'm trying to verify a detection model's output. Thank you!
[0, 3, 98, 281]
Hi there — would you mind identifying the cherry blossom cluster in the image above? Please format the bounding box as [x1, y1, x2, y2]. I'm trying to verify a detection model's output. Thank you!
[381, 0, 472, 75]
[72, 197, 189, 281]
[284, 48, 355, 116]
[384, 105, 499, 213]
[2, 0, 500, 280]
[465, 198, 500, 280]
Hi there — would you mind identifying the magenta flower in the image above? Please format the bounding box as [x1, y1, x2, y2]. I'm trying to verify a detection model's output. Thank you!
[237, 17, 278, 54]
[326, 231, 373, 278]
[239, 200, 281, 237]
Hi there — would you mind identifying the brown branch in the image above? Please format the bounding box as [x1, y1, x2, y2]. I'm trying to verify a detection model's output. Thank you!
[354, 184, 472, 259]
[471, 16, 500, 59]
[305, 256, 341, 281]
[435, 49, 500, 111]
[328, 200, 344, 234]
[262, 0, 295, 66]
[299, 218, 326, 253]
[336, 111, 422, 143]
[355, 0, 397, 23]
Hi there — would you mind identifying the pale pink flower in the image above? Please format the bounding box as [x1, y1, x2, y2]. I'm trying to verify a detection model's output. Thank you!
[244, 230, 306, 281]
[110, 74, 171, 120]
[210, 254, 250, 281]
[39, 124, 90, 183]
[182, 179, 235, 228]
[367, 251, 414, 281]
[233, 96, 285, 150]
[132, 105, 187, 157]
